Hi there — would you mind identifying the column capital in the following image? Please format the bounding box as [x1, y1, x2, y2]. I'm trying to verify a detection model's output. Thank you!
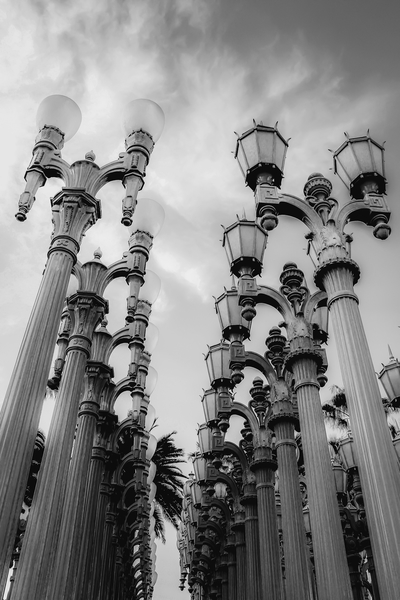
[47, 189, 101, 262]
[285, 347, 323, 372]
[67, 292, 107, 357]
[314, 256, 360, 291]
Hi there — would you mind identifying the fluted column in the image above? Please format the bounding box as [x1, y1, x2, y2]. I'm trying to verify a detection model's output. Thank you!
[251, 444, 283, 600]
[0, 193, 99, 593]
[240, 484, 261, 600]
[98, 484, 123, 600]
[320, 261, 400, 600]
[47, 362, 112, 599]
[77, 418, 117, 600]
[85, 460, 116, 600]
[220, 554, 228, 600]
[225, 534, 237, 600]
[231, 517, 246, 600]
[270, 397, 313, 600]
[11, 292, 105, 600]
[288, 347, 352, 600]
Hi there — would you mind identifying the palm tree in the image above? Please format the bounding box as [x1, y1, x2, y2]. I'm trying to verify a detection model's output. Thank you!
[151, 431, 186, 542]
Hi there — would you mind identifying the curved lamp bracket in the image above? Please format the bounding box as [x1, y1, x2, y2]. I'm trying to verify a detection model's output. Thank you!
[244, 350, 277, 384]
[303, 290, 327, 323]
[223, 440, 250, 473]
[231, 400, 259, 436]
[257, 188, 324, 234]
[253, 284, 295, 324]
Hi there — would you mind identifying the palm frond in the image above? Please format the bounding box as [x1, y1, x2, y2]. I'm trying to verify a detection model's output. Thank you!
[152, 502, 166, 544]
[151, 432, 187, 535]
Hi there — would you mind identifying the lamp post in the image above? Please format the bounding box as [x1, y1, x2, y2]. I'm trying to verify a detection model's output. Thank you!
[220, 217, 351, 599]
[234, 121, 400, 600]
[0, 94, 165, 597]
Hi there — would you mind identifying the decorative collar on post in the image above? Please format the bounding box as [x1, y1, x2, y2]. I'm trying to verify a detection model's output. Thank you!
[303, 173, 335, 225]
[248, 377, 271, 428]
[279, 262, 308, 316]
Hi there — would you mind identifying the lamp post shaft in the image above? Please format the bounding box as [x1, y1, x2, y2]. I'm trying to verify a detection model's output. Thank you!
[0, 192, 99, 594]
[321, 263, 400, 600]
[87, 477, 113, 600]
[251, 448, 283, 600]
[272, 418, 313, 600]
[232, 521, 246, 600]
[10, 290, 105, 600]
[76, 416, 116, 599]
[241, 486, 261, 600]
[226, 545, 237, 600]
[290, 354, 353, 600]
[47, 364, 111, 599]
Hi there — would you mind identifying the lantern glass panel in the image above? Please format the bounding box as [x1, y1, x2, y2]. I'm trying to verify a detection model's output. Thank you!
[240, 130, 259, 169]
[215, 289, 250, 333]
[205, 343, 231, 385]
[254, 224, 268, 262]
[379, 359, 400, 403]
[257, 129, 274, 165]
[332, 464, 347, 494]
[353, 138, 374, 173]
[223, 224, 240, 265]
[338, 435, 357, 471]
[274, 133, 287, 172]
[192, 455, 207, 482]
[198, 424, 212, 455]
[191, 481, 203, 506]
[371, 141, 385, 175]
[202, 389, 218, 423]
[335, 143, 359, 184]
[236, 141, 248, 176]
[240, 222, 257, 257]
[215, 293, 230, 331]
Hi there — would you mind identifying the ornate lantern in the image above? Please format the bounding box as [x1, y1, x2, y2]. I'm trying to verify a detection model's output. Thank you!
[222, 219, 267, 277]
[215, 287, 251, 341]
[378, 349, 400, 407]
[204, 342, 234, 390]
[337, 434, 357, 471]
[201, 389, 219, 426]
[333, 132, 386, 199]
[235, 123, 289, 190]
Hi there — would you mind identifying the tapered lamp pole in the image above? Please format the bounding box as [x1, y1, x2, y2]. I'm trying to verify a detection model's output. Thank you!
[0, 94, 164, 596]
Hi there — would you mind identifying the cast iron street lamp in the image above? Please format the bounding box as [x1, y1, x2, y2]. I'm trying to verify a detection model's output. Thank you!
[233, 122, 400, 600]
[180, 121, 399, 600]
[0, 94, 165, 599]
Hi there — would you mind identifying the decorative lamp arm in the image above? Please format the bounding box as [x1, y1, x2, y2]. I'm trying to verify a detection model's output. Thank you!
[336, 194, 391, 240]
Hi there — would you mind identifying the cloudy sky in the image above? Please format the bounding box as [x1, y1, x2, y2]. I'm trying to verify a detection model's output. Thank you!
[1, 0, 400, 597]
